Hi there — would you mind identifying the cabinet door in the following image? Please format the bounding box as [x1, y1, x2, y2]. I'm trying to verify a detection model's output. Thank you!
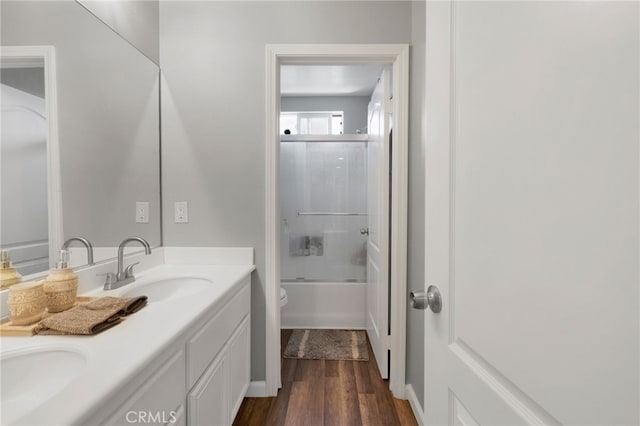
[186, 282, 250, 389]
[227, 316, 250, 422]
[188, 353, 227, 426]
[104, 350, 186, 426]
[165, 405, 185, 426]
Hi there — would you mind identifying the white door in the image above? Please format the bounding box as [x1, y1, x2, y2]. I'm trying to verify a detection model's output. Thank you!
[366, 68, 391, 379]
[423, 2, 639, 425]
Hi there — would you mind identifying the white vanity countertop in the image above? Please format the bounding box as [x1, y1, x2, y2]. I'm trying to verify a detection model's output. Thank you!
[1, 247, 255, 426]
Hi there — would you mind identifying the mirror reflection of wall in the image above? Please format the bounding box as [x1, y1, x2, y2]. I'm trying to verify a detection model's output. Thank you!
[0, 1, 161, 275]
[1, 62, 49, 275]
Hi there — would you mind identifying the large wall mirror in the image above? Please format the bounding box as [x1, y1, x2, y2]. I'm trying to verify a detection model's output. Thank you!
[1, 47, 62, 276]
[0, 1, 161, 279]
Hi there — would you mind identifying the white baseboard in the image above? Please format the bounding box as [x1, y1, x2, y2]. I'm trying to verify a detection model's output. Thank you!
[246, 380, 268, 397]
[406, 384, 426, 426]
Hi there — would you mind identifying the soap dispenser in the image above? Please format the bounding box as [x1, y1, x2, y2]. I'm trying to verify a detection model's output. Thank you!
[0, 250, 22, 289]
[43, 249, 78, 313]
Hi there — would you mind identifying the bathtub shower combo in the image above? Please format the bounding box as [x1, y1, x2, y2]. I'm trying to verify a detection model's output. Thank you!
[280, 136, 368, 329]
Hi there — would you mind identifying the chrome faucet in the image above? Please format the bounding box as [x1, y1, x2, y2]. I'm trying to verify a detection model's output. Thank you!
[62, 237, 95, 265]
[103, 237, 152, 290]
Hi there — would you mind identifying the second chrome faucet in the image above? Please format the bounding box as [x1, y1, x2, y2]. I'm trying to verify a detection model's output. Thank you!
[103, 237, 152, 290]
[62, 236, 95, 266]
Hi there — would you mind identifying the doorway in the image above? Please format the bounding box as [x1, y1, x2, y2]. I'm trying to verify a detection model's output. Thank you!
[264, 44, 409, 398]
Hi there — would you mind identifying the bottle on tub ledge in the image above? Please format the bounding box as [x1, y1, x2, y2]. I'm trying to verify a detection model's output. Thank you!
[43, 249, 78, 313]
[0, 250, 22, 289]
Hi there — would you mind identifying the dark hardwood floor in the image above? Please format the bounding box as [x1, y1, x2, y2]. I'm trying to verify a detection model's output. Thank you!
[233, 329, 418, 426]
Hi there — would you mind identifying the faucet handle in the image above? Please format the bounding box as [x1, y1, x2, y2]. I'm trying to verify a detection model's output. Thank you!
[124, 262, 140, 279]
[98, 272, 117, 288]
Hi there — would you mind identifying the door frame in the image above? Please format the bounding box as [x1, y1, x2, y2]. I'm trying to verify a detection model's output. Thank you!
[264, 44, 410, 397]
[0, 45, 63, 270]
[423, 1, 453, 422]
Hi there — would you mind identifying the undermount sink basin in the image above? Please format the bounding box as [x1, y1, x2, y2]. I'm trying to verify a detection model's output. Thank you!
[1, 347, 87, 424]
[120, 277, 213, 303]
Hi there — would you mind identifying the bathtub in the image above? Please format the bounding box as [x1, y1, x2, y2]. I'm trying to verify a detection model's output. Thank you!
[280, 281, 366, 329]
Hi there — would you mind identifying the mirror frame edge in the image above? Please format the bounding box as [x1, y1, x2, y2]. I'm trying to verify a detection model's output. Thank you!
[1, 45, 63, 272]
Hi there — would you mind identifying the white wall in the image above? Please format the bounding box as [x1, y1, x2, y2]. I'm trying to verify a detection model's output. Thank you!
[160, 0, 417, 383]
[281, 96, 369, 134]
[77, 0, 160, 65]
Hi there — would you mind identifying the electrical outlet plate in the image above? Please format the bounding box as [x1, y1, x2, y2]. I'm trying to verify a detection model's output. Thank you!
[136, 202, 149, 223]
[175, 201, 188, 223]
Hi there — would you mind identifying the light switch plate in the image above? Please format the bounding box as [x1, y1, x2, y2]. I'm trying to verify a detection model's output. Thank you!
[175, 201, 188, 223]
[136, 202, 149, 223]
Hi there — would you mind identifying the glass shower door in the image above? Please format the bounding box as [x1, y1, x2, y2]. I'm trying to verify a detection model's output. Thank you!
[280, 138, 368, 283]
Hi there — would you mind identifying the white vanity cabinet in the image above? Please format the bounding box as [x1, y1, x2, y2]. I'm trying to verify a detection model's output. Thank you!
[102, 349, 187, 426]
[226, 316, 250, 419]
[187, 316, 250, 425]
[188, 351, 227, 426]
[94, 275, 251, 426]
[186, 281, 251, 425]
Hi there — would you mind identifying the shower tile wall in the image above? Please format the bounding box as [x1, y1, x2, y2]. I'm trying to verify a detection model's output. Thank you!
[280, 141, 367, 282]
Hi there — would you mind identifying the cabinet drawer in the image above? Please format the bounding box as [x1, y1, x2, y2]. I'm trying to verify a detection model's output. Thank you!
[104, 349, 186, 426]
[186, 279, 250, 389]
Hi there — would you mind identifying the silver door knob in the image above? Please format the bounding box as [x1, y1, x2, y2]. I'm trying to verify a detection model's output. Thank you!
[409, 285, 442, 313]
[360, 228, 369, 236]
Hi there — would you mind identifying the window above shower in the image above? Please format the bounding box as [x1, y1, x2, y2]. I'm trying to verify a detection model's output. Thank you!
[280, 111, 344, 135]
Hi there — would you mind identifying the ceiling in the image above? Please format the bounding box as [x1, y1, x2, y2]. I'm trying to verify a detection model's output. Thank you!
[280, 64, 385, 97]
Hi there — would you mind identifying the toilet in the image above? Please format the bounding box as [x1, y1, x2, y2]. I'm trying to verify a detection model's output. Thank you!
[280, 287, 288, 308]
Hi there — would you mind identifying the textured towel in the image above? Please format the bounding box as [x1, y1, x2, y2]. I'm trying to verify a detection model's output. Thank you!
[83, 296, 148, 316]
[35, 296, 147, 335]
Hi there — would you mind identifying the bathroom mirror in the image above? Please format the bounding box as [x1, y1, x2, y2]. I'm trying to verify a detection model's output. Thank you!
[1, 48, 62, 277]
[0, 1, 161, 277]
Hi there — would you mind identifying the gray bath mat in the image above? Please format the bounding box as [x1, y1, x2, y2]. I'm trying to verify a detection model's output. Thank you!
[283, 329, 369, 361]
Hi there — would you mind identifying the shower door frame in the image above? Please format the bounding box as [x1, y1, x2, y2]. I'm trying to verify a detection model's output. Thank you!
[263, 44, 410, 398]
